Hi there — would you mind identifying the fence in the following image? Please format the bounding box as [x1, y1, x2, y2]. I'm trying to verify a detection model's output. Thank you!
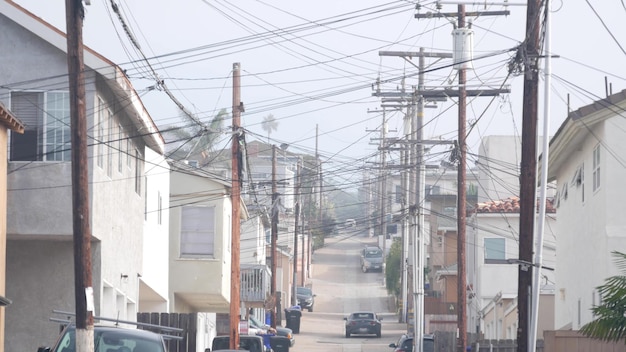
[137, 312, 197, 352]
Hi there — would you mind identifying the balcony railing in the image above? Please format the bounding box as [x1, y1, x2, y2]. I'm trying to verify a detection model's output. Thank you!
[240, 264, 271, 303]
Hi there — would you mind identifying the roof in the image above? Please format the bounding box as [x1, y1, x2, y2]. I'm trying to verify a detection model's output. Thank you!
[474, 196, 556, 214]
[1, 0, 164, 153]
[547, 89, 626, 181]
[0, 102, 23, 133]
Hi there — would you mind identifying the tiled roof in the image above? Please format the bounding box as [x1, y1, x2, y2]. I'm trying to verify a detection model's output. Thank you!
[475, 196, 556, 213]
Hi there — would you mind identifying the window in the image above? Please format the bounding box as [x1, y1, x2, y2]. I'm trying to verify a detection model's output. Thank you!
[118, 122, 123, 173]
[134, 148, 142, 195]
[10, 91, 70, 161]
[484, 238, 506, 263]
[180, 206, 215, 257]
[106, 109, 113, 177]
[593, 145, 601, 191]
[157, 191, 163, 225]
[395, 185, 403, 203]
[96, 98, 104, 168]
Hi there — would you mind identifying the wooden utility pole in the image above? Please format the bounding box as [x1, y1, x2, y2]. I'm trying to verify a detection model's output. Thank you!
[270, 145, 278, 329]
[65, 1, 94, 351]
[292, 159, 301, 306]
[518, 0, 541, 350]
[229, 62, 242, 350]
[410, 7, 511, 351]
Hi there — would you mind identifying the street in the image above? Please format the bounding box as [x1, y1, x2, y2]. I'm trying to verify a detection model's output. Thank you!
[290, 229, 408, 352]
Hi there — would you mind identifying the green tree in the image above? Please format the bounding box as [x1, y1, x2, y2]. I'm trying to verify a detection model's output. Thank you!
[385, 238, 402, 297]
[261, 114, 278, 143]
[580, 251, 626, 343]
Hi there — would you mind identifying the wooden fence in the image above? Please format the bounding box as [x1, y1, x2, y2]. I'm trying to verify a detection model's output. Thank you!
[137, 312, 198, 352]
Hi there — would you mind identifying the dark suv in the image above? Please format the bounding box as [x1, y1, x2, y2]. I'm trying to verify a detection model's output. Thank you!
[296, 286, 315, 312]
[360, 246, 383, 272]
[388, 333, 435, 352]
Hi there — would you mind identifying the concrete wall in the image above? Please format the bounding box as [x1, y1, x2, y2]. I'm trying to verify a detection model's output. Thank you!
[552, 117, 626, 330]
[1, 9, 156, 351]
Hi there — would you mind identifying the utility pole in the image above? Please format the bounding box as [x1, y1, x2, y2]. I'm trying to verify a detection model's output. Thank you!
[380, 110, 388, 260]
[229, 62, 242, 350]
[411, 6, 511, 351]
[270, 145, 278, 329]
[65, 1, 94, 351]
[413, 49, 427, 352]
[518, 0, 541, 350]
[377, 50, 456, 342]
[456, 7, 468, 352]
[292, 159, 301, 306]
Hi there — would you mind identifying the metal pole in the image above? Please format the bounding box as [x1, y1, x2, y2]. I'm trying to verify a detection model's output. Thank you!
[456, 6, 468, 352]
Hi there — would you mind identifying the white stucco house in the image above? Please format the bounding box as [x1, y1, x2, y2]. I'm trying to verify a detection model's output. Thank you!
[1, 1, 168, 351]
[467, 197, 556, 340]
[168, 161, 248, 313]
[547, 89, 626, 330]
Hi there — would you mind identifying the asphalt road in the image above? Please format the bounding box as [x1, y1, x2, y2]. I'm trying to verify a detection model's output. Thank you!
[289, 229, 409, 352]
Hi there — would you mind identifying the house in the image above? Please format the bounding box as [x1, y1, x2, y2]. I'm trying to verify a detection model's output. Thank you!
[168, 161, 248, 313]
[0, 2, 167, 351]
[424, 165, 477, 333]
[547, 89, 626, 330]
[0, 103, 24, 352]
[467, 196, 556, 340]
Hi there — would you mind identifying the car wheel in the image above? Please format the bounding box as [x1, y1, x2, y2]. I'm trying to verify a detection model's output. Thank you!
[308, 307, 313, 312]
[362, 265, 368, 273]
[376, 330, 381, 338]
[345, 331, 350, 338]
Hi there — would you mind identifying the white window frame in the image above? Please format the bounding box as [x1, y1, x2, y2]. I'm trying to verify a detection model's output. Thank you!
[10, 91, 71, 161]
[592, 145, 601, 192]
[180, 205, 216, 258]
[96, 97, 104, 168]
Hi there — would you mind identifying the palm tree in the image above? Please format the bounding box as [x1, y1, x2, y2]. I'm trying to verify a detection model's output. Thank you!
[261, 114, 278, 143]
[580, 251, 626, 343]
[163, 108, 228, 163]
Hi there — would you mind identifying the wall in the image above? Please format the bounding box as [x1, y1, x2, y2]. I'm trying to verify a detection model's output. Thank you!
[140, 149, 170, 312]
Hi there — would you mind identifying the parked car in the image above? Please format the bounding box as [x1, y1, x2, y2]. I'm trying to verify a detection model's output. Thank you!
[360, 245, 384, 273]
[211, 335, 265, 352]
[388, 333, 435, 352]
[249, 315, 295, 346]
[344, 311, 382, 338]
[296, 286, 315, 312]
[37, 324, 168, 352]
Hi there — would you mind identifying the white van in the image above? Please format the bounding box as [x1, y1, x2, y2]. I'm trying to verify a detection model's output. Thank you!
[345, 219, 356, 228]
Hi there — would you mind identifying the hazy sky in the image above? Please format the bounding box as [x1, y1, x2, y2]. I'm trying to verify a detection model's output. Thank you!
[10, 0, 626, 187]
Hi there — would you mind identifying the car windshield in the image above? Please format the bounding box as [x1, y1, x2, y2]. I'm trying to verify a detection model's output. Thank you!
[297, 287, 311, 295]
[249, 315, 264, 328]
[365, 249, 382, 258]
[54, 327, 165, 352]
[351, 313, 374, 320]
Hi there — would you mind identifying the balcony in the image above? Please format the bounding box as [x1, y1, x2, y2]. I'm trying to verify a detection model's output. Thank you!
[241, 264, 271, 306]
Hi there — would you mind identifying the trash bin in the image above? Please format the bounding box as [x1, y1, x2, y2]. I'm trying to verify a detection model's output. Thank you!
[284, 309, 302, 334]
[269, 335, 290, 352]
